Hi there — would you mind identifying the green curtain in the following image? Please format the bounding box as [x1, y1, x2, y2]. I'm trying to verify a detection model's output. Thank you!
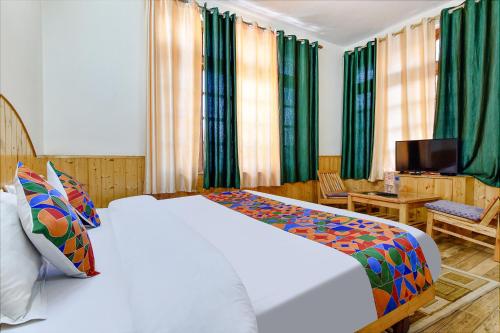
[340, 42, 376, 179]
[203, 7, 240, 189]
[434, 0, 499, 187]
[277, 31, 319, 183]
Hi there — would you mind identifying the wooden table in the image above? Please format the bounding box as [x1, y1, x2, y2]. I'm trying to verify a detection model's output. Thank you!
[347, 192, 441, 225]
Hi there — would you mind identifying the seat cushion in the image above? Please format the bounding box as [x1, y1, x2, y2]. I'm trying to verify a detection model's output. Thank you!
[325, 192, 348, 198]
[425, 200, 484, 221]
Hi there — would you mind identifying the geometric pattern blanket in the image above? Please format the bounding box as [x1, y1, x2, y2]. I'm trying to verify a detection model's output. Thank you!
[204, 191, 433, 317]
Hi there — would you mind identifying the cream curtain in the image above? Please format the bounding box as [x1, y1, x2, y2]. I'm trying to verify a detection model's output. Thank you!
[146, 0, 202, 193]
[235, 19, 281, 187]
[369, 19, 436, 181]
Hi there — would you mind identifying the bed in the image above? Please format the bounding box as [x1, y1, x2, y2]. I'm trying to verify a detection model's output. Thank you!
[4, 191, 440, 333]
[1, 95, 439, 332]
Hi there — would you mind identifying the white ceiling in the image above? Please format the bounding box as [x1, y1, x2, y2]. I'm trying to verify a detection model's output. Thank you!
[227, 0, 445, 46]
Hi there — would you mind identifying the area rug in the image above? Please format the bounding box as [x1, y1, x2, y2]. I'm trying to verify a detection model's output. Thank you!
[407, 265, 500, 333]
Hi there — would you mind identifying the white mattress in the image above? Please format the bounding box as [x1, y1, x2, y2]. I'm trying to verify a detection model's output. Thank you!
[3, 208, 135, 333]
[5, 192, 440, 333]
[157, 191, 441, 333]
[5, 197, 257, 333]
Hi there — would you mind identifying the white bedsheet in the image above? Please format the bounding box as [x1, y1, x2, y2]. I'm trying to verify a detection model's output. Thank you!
[3, 208, 135, 333]
[5, 192, 440, 333]
[156, 191, 441, 333]
[5, 196, 258, 333]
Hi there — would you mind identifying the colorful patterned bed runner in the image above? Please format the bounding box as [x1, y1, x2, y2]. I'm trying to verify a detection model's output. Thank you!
[204, 191, 433, 317]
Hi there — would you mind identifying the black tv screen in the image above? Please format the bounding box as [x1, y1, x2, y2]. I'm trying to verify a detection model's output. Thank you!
[396, 139, 459, 174]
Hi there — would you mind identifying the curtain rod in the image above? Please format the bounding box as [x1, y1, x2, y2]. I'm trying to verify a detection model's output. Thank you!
[346, 41, 375, 54]
[179, 0, 324, 49]
[347, 11, 438, 50]
[237, 18, 324, 49]
[377, 14, 440, 42]
[448, 0, 481, 14]
[449, 4, 465, 13]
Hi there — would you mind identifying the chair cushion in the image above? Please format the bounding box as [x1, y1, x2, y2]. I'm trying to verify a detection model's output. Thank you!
[425, 200, 484, 221]
[326, 192, 348, 198]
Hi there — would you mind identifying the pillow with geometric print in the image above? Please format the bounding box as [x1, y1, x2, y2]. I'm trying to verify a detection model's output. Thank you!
[15, 162, 98, 278]
[46, 161, 101, 228]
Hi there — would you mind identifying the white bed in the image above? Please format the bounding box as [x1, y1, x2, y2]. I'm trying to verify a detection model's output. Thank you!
[155, 191, 441, 333]
[4, 191, 440, 333]
[4, 196, 257, 333]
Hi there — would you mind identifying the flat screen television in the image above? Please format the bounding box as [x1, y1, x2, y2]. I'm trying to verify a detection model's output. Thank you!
[395, 139, 459, 174]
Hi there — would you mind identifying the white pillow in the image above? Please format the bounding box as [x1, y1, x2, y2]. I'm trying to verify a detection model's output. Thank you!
[0, 192, 47, 324]
[4, 184, 16, 194]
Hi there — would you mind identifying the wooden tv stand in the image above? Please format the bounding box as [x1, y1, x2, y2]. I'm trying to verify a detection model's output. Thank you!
[398, 174, 475, 204]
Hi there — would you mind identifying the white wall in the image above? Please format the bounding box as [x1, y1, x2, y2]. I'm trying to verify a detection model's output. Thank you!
[2, 0, 343, 156]
[0, 0, 44, 153]
[318, 44, 343, 156]
[40, 0, 343, 156]
[41, 0, 146, 155]
[207, 0, 345, 155]
[2, 0, 464, 157]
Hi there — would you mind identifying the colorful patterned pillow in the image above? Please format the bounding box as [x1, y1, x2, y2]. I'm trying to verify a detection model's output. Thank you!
[46, 161, 101, 228]
[14, 162, 98, 278]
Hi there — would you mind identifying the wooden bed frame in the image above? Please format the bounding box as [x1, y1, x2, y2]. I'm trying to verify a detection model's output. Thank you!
[0, 94, 436, 333]
[357, 286, 435, 333]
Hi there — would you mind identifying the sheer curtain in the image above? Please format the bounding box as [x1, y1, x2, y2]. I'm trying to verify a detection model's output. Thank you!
[369, 19, 436, 181]
[146, 0, 202, 193]
[235, 19, 280, 187]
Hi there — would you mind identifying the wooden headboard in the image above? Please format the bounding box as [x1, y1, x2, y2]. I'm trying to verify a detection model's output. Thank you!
[0, 94, 38, 187]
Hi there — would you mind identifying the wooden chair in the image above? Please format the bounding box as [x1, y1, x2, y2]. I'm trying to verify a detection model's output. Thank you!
[426, 197, 500, 262]
[317, 171, 349, 206]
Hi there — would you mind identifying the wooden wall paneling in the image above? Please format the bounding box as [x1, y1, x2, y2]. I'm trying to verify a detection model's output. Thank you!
[61, 158, 76, 177]
[415, 178, 434, 221]
[464, 177, 475, 205]
[5, 102, 14, 183]
[484, 183, 500, 207]
[18, 123, 25, 164]
[113, 158, 127, 201]
[35, 157, 48, 177]
[74, 158, 89, 190]
[101, 158, 115, 207]
[452, 177, 466, 203]
[417, 178, 434, 194]
[88, 158, 103, 208]
[475, 179, 500, 209]
[138, 157, 145, 196]
[475, 179, 487, 208]
[397, 174, 498, 210]
[1, 102, 8, 183]
[434, 178, 452, 201]
[318, 155, 341, 172]
[0, 99, 6, 184]
[125, 158, 139, 197]
[2, 95, 498, 209]
[343, 179, 384, 192]
[399, 176, 415, 193]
